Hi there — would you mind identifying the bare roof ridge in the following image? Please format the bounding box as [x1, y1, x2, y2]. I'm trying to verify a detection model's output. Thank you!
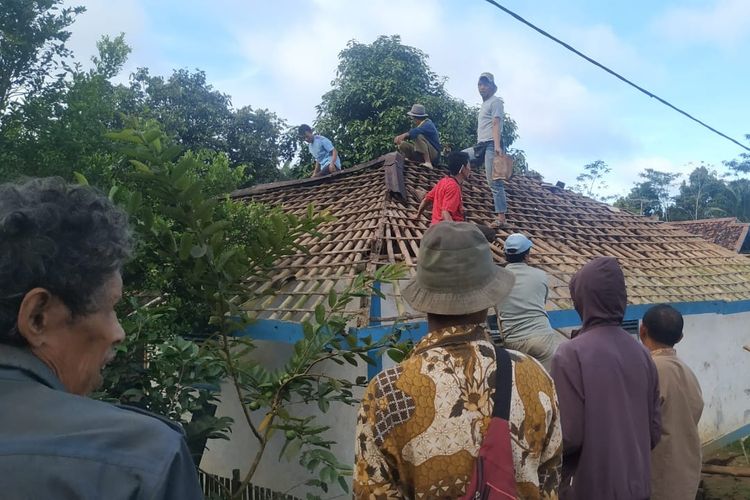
[230, 156, 389, 198]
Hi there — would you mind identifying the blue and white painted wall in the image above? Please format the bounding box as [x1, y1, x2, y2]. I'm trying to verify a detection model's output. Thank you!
[200, 298, 750, 494]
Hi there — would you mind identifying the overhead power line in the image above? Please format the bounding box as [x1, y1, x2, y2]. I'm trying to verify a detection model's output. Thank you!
[481, 0, 750, 153]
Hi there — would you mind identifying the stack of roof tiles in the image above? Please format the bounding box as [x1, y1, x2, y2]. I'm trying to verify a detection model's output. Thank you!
[231, 155, 750, 324]
[666, 217, 750, 254]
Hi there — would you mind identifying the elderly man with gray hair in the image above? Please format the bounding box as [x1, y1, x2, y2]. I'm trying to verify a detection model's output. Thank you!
[354, 222, 561, 499]
[0, 178, 202, 499]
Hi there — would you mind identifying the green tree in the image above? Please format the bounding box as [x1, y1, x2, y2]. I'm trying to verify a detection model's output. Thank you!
[313, 35, 522, 169]
[724, 178, 750, 222]
[573, 160, 611, 200]
[131, 68, 232, 152]
[0, 33, 136, 183]
[724, 134, 750, 175]
[226, 106, 295, 184]
[0, 0, 84, 116]
[132, 68, 294, 184]
[671, 164, 731, 221]
[615, 169, 681, 219]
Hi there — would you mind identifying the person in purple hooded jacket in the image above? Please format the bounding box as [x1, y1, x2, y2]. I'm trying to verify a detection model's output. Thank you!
[550, 256, 661, 500]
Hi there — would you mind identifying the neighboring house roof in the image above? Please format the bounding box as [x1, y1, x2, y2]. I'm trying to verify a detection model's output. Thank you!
[666, 217, 750, 254]
[232, 154, 750, 324]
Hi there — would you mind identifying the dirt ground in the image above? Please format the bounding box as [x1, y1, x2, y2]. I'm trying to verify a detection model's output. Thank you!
[698, 439, 750, 500]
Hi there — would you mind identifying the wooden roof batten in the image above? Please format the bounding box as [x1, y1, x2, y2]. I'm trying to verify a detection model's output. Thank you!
[232, 153, 750, 324]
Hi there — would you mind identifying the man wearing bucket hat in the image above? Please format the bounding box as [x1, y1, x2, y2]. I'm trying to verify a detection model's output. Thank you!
[394, 103, 441, 167]
[498, 233, 567, 371]
[354, 222, 562, 499]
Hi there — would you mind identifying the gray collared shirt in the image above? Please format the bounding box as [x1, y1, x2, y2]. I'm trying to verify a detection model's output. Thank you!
[498, 262, 555, 342]
[477, 95, 504, 143]
[0, 344, 203, 500]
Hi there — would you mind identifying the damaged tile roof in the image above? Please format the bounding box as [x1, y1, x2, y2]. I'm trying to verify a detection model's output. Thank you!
[666, 217, 750, 253]
[231, 154, 750, 324]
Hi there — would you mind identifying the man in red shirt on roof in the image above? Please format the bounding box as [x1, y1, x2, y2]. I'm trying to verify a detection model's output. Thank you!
[416, 151, 472, 225]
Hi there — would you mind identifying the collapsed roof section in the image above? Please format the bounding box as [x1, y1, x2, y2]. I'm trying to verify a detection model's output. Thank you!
[232, 154, 750, 324]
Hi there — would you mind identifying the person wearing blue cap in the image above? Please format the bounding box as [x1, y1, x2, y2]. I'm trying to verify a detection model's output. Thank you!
[497, 233, 566, 370]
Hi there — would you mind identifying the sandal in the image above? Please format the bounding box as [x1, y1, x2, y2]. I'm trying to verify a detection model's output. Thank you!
[489, 220, 508, 230]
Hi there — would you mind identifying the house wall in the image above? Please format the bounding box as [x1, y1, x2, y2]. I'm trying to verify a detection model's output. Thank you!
[201, 305, 750, 495]
[200, 339, 366, 497]
[678, 311, 750, 443]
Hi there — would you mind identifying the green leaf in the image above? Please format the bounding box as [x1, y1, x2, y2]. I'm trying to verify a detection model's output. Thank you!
[282, 437, 303, 462]
[106, 130, 143, 144]
[338, 475, 349, 493]
[202, 220, 230, 237]
[143, 127, 162, 144]
[179, 233, 194, 260]
[190, 244, 207, 258]
[314, 304, 325, 325]
[73, 172, 89, 185]
[107, 185, 120, 201]
[174, 173, 191, 191]
[129, 159, 152, 174]
[387, 348, 406, 363]
[216, 248, 237, 270]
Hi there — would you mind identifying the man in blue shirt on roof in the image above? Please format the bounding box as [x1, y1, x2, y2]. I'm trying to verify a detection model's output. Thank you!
[299, 124, 341, 177]
[394, 104, 441, 168]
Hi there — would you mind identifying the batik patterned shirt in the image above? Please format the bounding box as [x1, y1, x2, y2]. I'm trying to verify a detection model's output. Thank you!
[354, 324, 562, 499]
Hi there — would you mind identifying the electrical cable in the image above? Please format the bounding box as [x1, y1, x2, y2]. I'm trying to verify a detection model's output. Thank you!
[481, 0, 750, 152]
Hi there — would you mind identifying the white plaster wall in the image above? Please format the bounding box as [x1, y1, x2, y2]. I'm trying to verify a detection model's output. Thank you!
[200, 339, 366, 497]
[200, 310, 750, 494]
[678, 311, 750, 443]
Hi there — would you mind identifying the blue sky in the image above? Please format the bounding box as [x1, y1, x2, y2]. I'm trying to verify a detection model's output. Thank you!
[65, 0, 750, 195]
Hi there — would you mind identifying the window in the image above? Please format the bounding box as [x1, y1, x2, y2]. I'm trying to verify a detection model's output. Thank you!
[621, 319, 639, 337]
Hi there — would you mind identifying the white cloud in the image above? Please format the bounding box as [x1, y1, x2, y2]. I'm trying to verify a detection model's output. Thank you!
[217, 0, 639, 168]
[64, 0, 716, 194]
[605, 156, 688, 197]
[216, 0, 443, 122]
[64, 0, 151, 80]
[568, 24, 649, 74]
[528, 154, 692, 200]
[655, 0, 750, 48]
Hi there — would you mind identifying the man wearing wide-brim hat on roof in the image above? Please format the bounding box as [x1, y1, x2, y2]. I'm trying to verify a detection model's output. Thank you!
[394, 103, 442, 167]
[354, 222, 562, 499]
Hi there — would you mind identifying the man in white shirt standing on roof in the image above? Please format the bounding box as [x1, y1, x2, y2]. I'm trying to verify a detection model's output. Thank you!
[464, 72, 508, 228]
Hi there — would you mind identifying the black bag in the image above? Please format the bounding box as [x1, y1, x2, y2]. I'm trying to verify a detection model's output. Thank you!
[470, 142, 491, 166]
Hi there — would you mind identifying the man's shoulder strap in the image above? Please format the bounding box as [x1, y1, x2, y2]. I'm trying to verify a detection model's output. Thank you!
[492, 346, 513, 420]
